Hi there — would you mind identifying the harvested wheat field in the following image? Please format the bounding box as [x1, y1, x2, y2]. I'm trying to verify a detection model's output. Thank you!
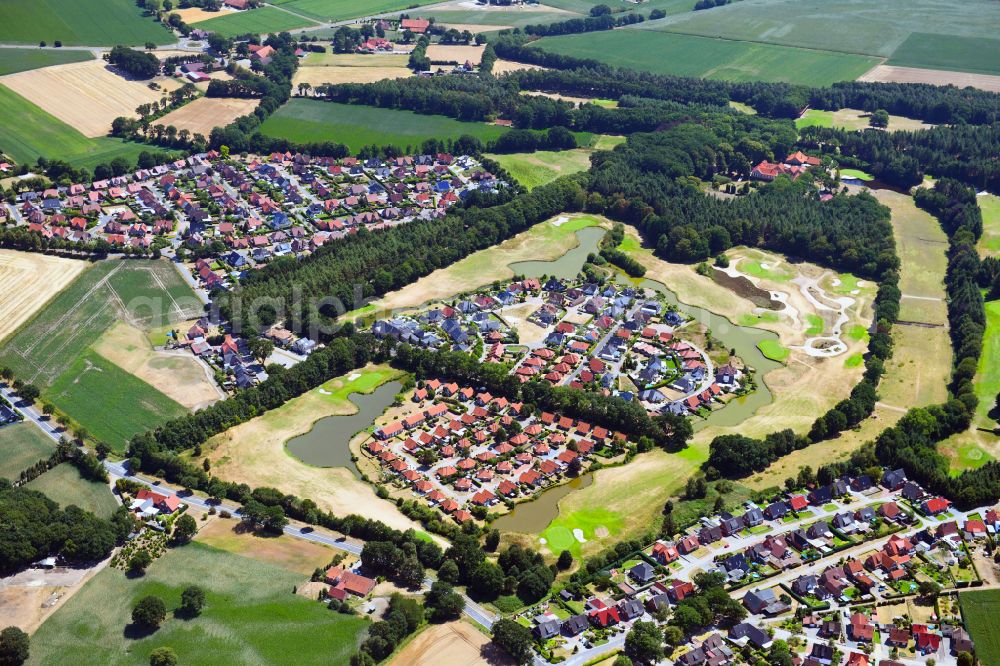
[426, 44, 486, 65]
[293, 65, 411, 87]
[171, 6, 227, 23]
[389, 621, 513, 666]
[1, 59, 181, 137]
[858, 64, 1000, 93]
[92, 321, 223, 409]
[0, 250, 86, 344]
[156, 96, 259, 135]
[492, 58, 547, 74]
[439, 22, 512, 32]
[195, 514, 335, 575]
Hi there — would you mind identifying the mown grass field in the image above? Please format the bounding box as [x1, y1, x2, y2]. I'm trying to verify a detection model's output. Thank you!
[191, 7, 316, 37]
[260, 99, 510, 152]
[25, 462, 119, 518]
[0, 0, 174, 46]
[533, 30, 878, 86]
[487, 135, 623, 190]
[961, 589, 1000, 666]
[641, 0, 1000, 69]
[27, 542, 369, 666]
[887, 32, 1000, 75]
[48, 351, 188, 452]
[0, 422, 56, 481]
[979, 194, 1000, 258]
[273, 0, 439, 22]
[0, 85, 156, 169]
[0, 49, 93, 76]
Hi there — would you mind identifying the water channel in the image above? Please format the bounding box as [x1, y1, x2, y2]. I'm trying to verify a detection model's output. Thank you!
[285, 380, 403, 475]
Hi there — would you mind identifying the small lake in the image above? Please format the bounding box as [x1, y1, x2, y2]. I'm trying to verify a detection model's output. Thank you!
[286, 380, 403, 474]
[509, 226, 606, 279]
[491, 473, 594, 535]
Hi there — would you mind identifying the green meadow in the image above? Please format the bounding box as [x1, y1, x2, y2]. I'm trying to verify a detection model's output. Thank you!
[961, 589, 1000, 666]
[0, 0, 173, 46]
[28, 543, 369, 666]
[0, 48, 93, 76]
[260, 99, 510, 152]
[25, 463, 120, 518]
[191, 7, 316, 37]
[47, 351, 188, 451]
[0, 423, 56, 481]
[533, 30, 878, 86]
[887, 32, 1000, 75]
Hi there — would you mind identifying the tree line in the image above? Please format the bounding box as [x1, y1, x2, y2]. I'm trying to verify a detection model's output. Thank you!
[107, 45, 160, 79]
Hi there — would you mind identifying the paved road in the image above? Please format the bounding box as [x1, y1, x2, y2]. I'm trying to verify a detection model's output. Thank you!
[0, 383, 63, 443]
[102, 460, 497, 629]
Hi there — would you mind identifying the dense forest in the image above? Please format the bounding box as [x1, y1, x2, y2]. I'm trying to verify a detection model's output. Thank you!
[802, 123, 1000, 192]
[589, 128, 897, 278]
[0, 482, 133, 574]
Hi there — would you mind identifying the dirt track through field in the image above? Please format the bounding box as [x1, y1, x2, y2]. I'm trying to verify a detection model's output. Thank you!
[858, 64, 1000, 93]
[1, 60, 182, 137]
[0, 250, 87, 346]
[156, 96, 260, 136]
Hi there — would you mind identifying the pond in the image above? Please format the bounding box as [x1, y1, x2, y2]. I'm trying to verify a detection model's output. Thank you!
[508, 226, 606, 279]
[286, 380, 403, 474]
[491, 473, 594, 535]
[492, 233, 786, 534]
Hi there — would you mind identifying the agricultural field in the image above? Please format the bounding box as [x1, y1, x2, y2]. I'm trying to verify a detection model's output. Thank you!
[259, 99, 509, 153]
[24, 463, 119, 518]
[533, 30, 878, 86]
[424, 9, 577, 31]
[204, 365, 425, 532]
[961, 589, 1000, 666]
[191, 7, 317, 38]
[543, 0, 690, 15]
[857, 64, 1000, 93]
[0, 250, 88, 346]
[47, 350, 188, 450]
[154, 96, 260, 136]
[92, 321, 223, 410]
[487, 135, 623, 190]
[0, 423, 56, 482]
[1, 59, 183, 138]
[0, 0, 174, 46]
[272, 0, 441, 22]
[426, 44, 486, 65]
[0, 49, 92, 76]
[292, 53, 412, 87]
[887, 32, 1000, 75]
[0, 260, 202, 387]
[0, 84, 156, 169]
[642, 0, 1000, 69]
[27, 543, 369, 666]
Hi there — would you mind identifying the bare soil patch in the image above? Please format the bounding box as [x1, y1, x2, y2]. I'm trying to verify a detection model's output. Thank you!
[156, 96, 260, 136]
[171, 7, 227, 23]
[426, 44, 486, 65]
[1, 59, 182, 137]
[859, 64, 1000, 93]
[196, 514, 335, 575]
[92, 321, 223, 409]
[389, 621, 512, 666]
[498, 301, 549, 347]
[293, 66, 411, 87]
[0, 250, 87, 345]
[0, 563, 105, 634]
[492, 58, 548, 74]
